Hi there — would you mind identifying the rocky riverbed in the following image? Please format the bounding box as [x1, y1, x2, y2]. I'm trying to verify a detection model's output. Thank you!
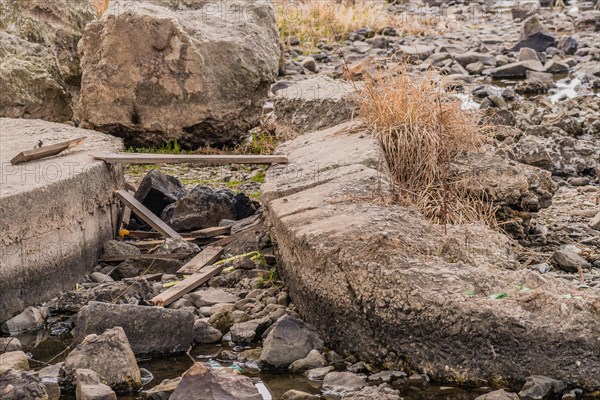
[1, 0, 600, 398]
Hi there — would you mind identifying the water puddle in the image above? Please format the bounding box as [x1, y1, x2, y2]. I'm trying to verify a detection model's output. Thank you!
[12, 329, 599, 399]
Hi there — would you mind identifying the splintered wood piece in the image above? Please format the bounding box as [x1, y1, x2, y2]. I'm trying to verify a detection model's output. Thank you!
[211, 222, 264, 247]
[94, 154, 288, 165]
[176, 246, 223, 275]
[125, 226, 230, 240]
[115, 190, 182, 239]
[10, 137, 87, 165]
[186, 226, 231, 238]
[99, 253, 192, 263]
[150, 264, 225, 307]
[130, 237, 196, 249]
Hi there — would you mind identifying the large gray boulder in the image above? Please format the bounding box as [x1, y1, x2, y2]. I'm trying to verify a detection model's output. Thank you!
[60, 327, 142, 392]
[73, 302, 194, 356]
[76, 0, 280, 147]
[0, 0, 95, 121]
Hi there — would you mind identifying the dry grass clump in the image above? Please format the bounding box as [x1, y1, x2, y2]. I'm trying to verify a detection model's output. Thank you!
[275, 0, 448, 50]
[357, 71, 495, 226]
[276, 0, 390, 49]
[90, 0, 109, 17]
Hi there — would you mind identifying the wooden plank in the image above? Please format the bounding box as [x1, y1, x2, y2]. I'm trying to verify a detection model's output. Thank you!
[115, 190, 134, 237]
[95, 154, 288, 165]
[139, 273, 164, 282]
[11, 137, 87, 165]
[123, 230, 162, 239]
[130, 237, 196, 249]
[115, 190, 182, 239]
[186, 226, 231, 239]
[125, 226, 230, 240]
[176, 246, 223, 275]
[150, 264, 225, 307]
[211, 222, 264, 247]
[99, 253, 192, 263]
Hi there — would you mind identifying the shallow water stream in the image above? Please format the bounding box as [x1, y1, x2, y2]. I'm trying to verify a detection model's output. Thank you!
[16, 329, 497, 400]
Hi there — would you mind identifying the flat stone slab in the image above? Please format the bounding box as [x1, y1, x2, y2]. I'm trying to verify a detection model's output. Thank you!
[0, 118, 123, 323]
[262, 122, 600, 391]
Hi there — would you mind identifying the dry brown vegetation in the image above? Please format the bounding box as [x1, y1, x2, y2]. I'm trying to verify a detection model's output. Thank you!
[357, 71, 496, 226]
[90, 0, 109, 17]
[275, 0, 445, 50]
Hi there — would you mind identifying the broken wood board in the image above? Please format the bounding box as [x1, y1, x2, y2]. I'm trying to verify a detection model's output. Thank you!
[115, 190, 182, 239]
[116, 190, 134, 237]
[11, 137, 87, 165]
[125, 226, 230, 240]
[99, 253, 192, 263]
[176, 246, 223, 275]
[186, 226, 231, 238]
[212, 222, 264, 247]
[130, 237, 197, 249]
[150, 264, 225, 307]
[139, 273, 164, 282]
[95, 154, 288, 165]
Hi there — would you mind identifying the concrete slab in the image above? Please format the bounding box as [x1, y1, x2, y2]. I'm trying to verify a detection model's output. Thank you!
[262, 122, 600, 391]
[0, 118, 123, 322]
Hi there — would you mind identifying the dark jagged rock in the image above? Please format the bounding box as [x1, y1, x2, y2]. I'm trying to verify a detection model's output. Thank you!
[162, 186, 256, 232]
[134, 170, 186, 217]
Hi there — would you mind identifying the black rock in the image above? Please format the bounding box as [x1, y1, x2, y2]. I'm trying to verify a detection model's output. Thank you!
[512, 31, 557, 52]
[134, 170, 186, 217]
[231, 192, 258, 220]
[162, 186, 237, 232]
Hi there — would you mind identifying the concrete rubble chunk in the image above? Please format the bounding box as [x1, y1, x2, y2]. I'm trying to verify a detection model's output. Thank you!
[259, 315, 324, 369]
[141, 377, 181, 400]
[519, 375, 566, 399]
[76, 369, 117, 400]
[552, 249, 591, 273]
[1, 306, 48, 335]
[73, 302, 194, 356]
[0, 118, 123, 324]
[60, 327, 142, 392]
[262, 122, 600, 390]
[271, 75, 358, 139]
[193, 320, 223, 344]
[170, 363, 262, 400]
[322, 371, 367, 396]
[475, 389, 520, 400]
[288, 350, 327, 372]
[0, 338, 21, 354]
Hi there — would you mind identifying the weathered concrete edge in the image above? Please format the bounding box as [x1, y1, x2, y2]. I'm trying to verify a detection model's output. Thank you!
[0, 124, 124, 323]
[261, 122, 600, 390]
